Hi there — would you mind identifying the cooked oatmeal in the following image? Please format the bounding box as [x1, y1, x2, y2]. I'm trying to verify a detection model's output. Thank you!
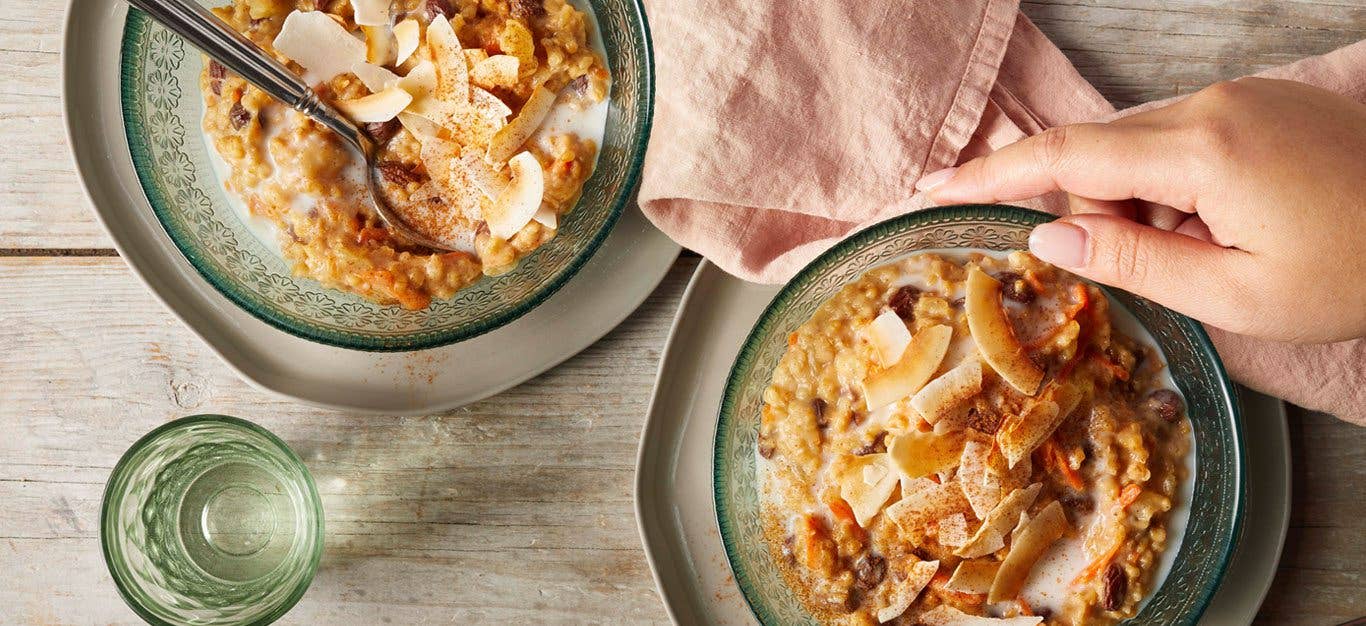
[756, 251, 1191, 625]
[202, 0, 609, 309]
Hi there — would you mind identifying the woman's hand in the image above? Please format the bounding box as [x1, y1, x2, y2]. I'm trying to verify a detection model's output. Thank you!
[917, 78, 1366, 343]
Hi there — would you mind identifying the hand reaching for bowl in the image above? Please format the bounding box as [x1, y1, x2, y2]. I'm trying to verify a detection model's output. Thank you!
[917, 78, 1366, 344]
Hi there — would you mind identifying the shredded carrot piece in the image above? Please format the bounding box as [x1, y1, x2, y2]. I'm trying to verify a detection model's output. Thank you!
[801, 515, 826, 570]
[1017, 597, 1035, 616]
[788, 332, 799, 347]
[1072, 541, 1122, 587]
[828, 497, 857, 526]
[1023, 271, 1048, 295]
[1046, 438, 1085, 490]
[1117, 483, 1143, 510]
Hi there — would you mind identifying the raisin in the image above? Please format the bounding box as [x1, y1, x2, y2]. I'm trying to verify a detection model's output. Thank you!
[208, 60, 226, 96]
[229, 101, 251, 130]
[509, 0, 546, 19]
[377, 161, 425, 187]
[888, 286, 921, 320]
[851, 431, 887, 456]
[781, 535, 796, 564]
[1060, 493, 1095, 513]
[364, 120, 400, 145]
[426, 0, 452, 18]
[812, 398, 828, 429]
[1102, 563, 1127, 611]
[853, 554, 886, 591]
[1146, 389, 1184, 423]
[997, 272, 1035, 303]
[757, 437, 775, 459]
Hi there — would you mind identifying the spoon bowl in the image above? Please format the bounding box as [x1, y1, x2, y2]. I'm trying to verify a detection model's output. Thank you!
[124, 0, 463, 252]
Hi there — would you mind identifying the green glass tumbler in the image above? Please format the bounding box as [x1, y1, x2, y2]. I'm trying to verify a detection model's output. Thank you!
[101, 415, 324, 626]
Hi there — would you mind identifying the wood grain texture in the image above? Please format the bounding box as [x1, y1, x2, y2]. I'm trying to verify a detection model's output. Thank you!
[2, 0, 1366, 624]
[1021, 0, 1366, 108]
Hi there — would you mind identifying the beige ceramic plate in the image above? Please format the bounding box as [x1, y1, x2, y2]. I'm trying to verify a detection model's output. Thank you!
[63, 1, 680, 413]
[634, 260, 1289, 625]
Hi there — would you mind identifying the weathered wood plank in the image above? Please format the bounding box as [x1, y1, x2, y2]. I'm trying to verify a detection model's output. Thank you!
[1021, 0, 1366, 107]
[0, 256, 696, 624]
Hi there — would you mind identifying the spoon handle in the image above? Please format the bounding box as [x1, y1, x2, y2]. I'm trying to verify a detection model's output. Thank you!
[124, 0, 368, 152]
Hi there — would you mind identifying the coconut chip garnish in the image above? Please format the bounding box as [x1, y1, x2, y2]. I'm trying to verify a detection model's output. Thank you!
[269, 8, 570, 249]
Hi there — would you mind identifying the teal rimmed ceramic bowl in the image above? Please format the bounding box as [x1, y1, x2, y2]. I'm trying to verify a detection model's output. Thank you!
[118, 1, 653, 351]
[714, 205, 1244, 625]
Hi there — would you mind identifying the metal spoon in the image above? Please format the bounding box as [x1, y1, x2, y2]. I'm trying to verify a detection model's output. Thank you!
[124, 0, 462, 251]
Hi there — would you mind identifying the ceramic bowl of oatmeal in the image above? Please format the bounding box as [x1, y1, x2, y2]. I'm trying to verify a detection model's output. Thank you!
[120, 0, 651, 350]
[715, 205, 1243, 626]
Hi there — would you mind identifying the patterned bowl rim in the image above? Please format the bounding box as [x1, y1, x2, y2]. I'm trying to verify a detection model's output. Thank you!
[117, 1, 655, 352]
[714, 204, 1245, 625]
[99, 414, 325, 626]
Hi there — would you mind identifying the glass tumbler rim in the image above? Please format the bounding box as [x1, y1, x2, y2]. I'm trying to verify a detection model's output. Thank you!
[100, 414, 325, 626]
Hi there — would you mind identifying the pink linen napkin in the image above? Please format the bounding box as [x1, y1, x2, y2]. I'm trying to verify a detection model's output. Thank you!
[637, 0, 1366, 424]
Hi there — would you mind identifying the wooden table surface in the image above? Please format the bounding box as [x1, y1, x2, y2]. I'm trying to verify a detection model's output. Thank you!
[3, 1, 1364, 624]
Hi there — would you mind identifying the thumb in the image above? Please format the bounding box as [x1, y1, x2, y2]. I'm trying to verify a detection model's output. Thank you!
[1029, 213, 1255, 333]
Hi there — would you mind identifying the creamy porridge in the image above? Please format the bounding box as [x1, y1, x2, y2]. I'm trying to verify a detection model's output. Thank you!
[201, 0, 609, 309]
[756, 251, 1192, 625]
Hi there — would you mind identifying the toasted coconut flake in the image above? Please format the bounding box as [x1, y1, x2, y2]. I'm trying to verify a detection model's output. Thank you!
[919, 605, 1043, 626]
[337, 86, 412, 123]
[532, 205, 558, 229]
[956, 483, 1043, 558]
[471, 87, 513, 121]
[393, 18, 421, 65]
[464, 49, 490, 66]
[885, 477, 971, 536]
[352, 62, 400, 92]
[996, 399, 1062, 469]
[888, 430, 965, 480]
[425, 15, 469, 104]
[862, 324, 953, 411]
[398, 57, 502, 146]
[397, 59, 438, 94]
[272, 10, 367, 82]
[351, 0, 390, 26]
[398, 111, 442, 142]
[456, 149, 510, 198]
[471, 55, 521, 89]
[864, 310, 913, 367]
[482, 152, 545, 240]
[957, 437, 999, 518]
[876, 559, 939, 623]
[965, 267, 1044, 395]
[487, 85, 557, 164]
[417, 137, 467, 198]
[912, 358, 983, 424]
[938, 512, 969, 548]
[944, 559, 1000, 594]
[863, 460, 891, 486]
[362, 24, 396, 65]
[989, 500, 1068, 603]
[841, 453, 900, 528]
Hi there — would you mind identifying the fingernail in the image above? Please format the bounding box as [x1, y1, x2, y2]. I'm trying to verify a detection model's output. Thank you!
[916, 167, 957, 192]
[1029, 221, 1089, 268]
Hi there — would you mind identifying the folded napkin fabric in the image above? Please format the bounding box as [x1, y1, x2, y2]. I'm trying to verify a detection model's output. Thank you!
[637, 0, 1366, 424]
